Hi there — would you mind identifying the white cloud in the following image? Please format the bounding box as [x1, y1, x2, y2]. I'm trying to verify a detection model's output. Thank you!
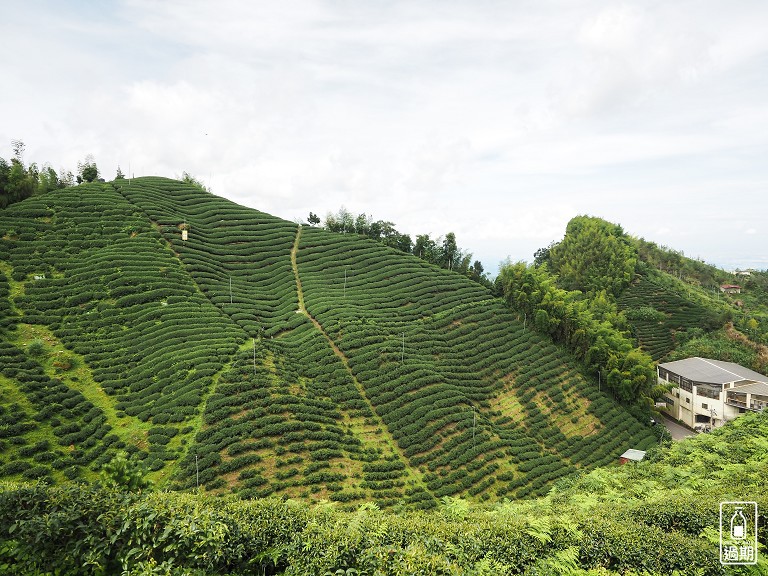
[2, 0, 768, 272]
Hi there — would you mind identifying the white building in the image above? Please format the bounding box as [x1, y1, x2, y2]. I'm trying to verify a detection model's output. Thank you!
[658, 357, 768, 430]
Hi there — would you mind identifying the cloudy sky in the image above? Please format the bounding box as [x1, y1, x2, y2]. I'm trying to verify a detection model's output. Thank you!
[2, 1, 767, 274]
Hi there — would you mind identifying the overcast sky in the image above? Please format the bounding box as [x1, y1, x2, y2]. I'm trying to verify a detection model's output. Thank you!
[2, 1, 767, 274]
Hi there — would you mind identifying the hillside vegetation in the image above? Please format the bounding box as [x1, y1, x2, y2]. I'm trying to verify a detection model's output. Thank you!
[623, 249, 767, 371]
[2, 409, 766, 575]
[0, 178, 657, 505]
[514, 215, 767, 375]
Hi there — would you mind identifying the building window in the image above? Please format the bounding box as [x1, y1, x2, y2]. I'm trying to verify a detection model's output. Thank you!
[695, 382, 722, 399]
[702, 403, 708, 409]
[685, 398, 690, 404]
[680, 378, 692, 392]
[676, 392, 680, 398]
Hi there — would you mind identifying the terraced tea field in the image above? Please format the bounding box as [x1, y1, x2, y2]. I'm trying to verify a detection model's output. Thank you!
[0, 178, 657, 506]
[618, 274, 720, 360]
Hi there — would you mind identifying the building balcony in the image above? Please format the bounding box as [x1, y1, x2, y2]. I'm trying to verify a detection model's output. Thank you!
[725, 398, 761, 412]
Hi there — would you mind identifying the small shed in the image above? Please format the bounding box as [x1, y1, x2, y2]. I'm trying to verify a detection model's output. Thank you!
[720, 284, 741, 294]
[619, 449, 646, 465]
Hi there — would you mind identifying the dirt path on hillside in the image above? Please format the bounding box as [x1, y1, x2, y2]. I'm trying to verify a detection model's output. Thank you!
[289, 226, 432, 494]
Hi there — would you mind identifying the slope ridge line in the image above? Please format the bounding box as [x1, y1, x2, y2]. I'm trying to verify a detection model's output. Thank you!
[290, 225, 433, 496]
[111, 182, 253, 484]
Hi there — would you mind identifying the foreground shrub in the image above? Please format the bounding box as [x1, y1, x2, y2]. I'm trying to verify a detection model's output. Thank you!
[0, 479, 742, 576]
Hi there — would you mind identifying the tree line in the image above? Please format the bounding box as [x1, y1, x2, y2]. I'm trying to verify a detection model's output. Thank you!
[498, 216, 663, 405]
[496, 261, 661, 404]
[310, 207, 491, 288]
[0, 140, 101, 209]
[533, 215, 636, 297]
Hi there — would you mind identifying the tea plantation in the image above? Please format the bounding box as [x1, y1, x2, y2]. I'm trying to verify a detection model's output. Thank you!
[0, 177, 657, 505]
[618, 273, 722, 360]
[3, 409, 767, 575]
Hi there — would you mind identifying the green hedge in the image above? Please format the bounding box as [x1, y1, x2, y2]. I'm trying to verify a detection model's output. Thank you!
[0, 480, 742, 576]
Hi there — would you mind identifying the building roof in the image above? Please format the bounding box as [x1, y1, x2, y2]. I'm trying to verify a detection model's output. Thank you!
[620, 449, 646, 461]
[729, 381, 768, 397]
[659, 357, 768, 385]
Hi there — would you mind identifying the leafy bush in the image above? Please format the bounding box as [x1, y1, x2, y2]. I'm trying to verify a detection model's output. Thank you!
[27, 340, 46, 357]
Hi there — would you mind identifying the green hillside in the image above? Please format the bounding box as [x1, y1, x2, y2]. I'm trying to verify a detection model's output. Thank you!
[0, 178, 657, 505]
[620, 249, 768, 369]
[528, 215, 768, 372]
[617, 270, 723, 360]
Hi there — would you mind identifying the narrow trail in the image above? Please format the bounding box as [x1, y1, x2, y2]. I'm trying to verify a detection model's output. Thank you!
[165, 338, 254, 488]
[290, 226, 432, 495]
[110, 185, 255, 487]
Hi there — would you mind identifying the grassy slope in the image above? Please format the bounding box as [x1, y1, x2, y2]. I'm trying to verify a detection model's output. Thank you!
[0, 178, 656, 504]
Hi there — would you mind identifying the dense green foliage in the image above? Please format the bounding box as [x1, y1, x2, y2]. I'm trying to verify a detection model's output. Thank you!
[0, 271, 14, 336]
[77, 154, 100, 183]
[545, 216, 636, 297]
[670, 327, 768, 374]
[0, 178, 656, 503]
[623, 235, 768, 365]
[731, 270, 768, 346]
[295, 225, 656, 501]
[527, 214, 768, 379]
[0, 141, 74, 209]
[322, 207, 491, 287]
[2, 177, 768, 574]
[634, 237, 730, 289]
[496, 262, 658, 404]
[617, 270, 724, 361]
[101, 450, 152, 491]
[0, 141, 106, 209]
[2, 410, 766, 575]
